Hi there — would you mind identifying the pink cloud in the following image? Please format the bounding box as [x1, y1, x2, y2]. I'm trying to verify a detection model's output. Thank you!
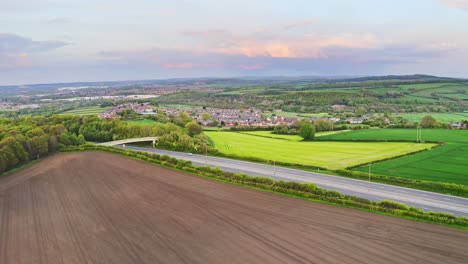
[163, 62, 194, 69]
[0, 52, 32, 70]
[213, 34, 377, 59]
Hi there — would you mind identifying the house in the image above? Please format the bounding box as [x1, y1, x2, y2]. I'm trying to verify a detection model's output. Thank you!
[332, 104, 346, 111]
[348, 118, 363, 124]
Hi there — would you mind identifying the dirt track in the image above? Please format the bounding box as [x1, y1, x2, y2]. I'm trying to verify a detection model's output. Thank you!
[0, 152, 467, 264]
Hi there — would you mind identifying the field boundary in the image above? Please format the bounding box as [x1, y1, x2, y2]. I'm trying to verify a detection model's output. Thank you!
[238, 131, 296, 141]
[59, 145, 468, 229]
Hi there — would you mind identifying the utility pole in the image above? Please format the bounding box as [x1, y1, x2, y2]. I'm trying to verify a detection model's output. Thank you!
[205, 142, 208, 165]
[419, 127, 422, 142]
[368, 163, 372, 191]
[273, 160, 276, 177]
[416, 126, 421, 143]
[416, 127, 418, 142]
[368, 163, 371, 182]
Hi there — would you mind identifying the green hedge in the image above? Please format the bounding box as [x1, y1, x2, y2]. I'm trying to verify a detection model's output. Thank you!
[60, 145, 468, 228]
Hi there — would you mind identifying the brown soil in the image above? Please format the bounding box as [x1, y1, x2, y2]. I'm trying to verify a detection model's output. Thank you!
[0, 152, 467, 264]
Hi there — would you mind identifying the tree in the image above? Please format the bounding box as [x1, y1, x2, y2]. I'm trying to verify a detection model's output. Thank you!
[30, 136, 48, 159]
[174, 112, 192, 126]
[273, 123, 289, 134]
[420, 115, 437, 128]
[291, 118, 310, 129]
[48, 136, 59, 153]
[0, 146, 18, 170]
[186, 121, 203, 137]
[201, 112, 211, 121]
[0, 137, 28, 163]
[314, 119, 330, 132]
[298, 123, 315, 141]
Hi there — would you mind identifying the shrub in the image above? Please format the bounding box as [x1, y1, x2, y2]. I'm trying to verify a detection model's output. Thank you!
[379, 200, 409, 210]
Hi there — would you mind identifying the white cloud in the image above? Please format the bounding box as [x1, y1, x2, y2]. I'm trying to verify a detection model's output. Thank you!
[440, 0, 468, 11]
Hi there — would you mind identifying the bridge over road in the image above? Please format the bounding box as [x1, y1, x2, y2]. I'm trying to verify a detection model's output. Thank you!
[97, 137, 158, 147]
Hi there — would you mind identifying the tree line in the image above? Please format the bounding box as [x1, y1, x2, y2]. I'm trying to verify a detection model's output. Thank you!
[0, 114, 208, 175]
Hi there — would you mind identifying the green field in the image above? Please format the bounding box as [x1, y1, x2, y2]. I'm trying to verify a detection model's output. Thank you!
[125, 119, 160, 126]
[240, 130, 348, 141]
[205, 131, 435, 170]
[397, 113, 468, 123]
[61, 106, 110, 116]
[319, 129, 468, 185]
[159, 104, 197, 110]
[318, 128, 468, 143]
[353, 143, 468, 185]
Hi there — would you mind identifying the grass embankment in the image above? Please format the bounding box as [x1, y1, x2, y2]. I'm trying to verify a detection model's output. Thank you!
[205, 131, 435, 170]
[60, 145, 468, 229]
[320, 129, 468, 186]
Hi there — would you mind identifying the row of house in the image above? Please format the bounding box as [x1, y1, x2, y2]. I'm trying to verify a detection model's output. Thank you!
[98, 103, 155, 118]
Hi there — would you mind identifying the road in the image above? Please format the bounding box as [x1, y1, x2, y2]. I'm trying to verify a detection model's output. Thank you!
[123, 146, 468, 216]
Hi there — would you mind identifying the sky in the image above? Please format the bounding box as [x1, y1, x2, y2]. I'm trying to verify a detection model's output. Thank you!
[1, 0, 468, 85]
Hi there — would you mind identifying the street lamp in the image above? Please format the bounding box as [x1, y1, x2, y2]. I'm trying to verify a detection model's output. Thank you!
[203, 139, 208, 165]
[368, 163, 371, 182]
[273, 160, 276, 177]
[368, 162, 372, 192]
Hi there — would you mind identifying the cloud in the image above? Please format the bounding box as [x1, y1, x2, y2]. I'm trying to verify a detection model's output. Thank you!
[440, 0, 468, 10]
[239, 64, 265, 70]
[163, 63, 194, 69]
[95, 41, 452, 76]
[284, 18, 320, 30]
[42, 17, 70, 24]
[0, 33, 68, 70]
[0, 33, 68, 53]
[192, 31, 378, 59]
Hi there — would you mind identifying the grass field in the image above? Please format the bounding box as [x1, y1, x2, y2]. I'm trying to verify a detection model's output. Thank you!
[318, 128, 468, 143]
[240, 130, 348, 141]
[205, 131, 435, 170]
[160, 104, 198, 110]
[125, 119, 160, 126]
[397, 113, 468, 123]
[61, 106, 110, 115]
[353, 143, 468, 185]
[319, 129, 468, 185]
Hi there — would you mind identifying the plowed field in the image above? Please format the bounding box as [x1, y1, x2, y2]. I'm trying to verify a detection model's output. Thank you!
[0, 152, 466, 264]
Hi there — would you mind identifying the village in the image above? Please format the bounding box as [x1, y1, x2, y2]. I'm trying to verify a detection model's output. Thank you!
[97, 102, 410, 128]
[95, 100, 468, 129]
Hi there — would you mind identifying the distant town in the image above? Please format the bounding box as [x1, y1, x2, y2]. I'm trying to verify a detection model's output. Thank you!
[96, 102, 468, 129]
